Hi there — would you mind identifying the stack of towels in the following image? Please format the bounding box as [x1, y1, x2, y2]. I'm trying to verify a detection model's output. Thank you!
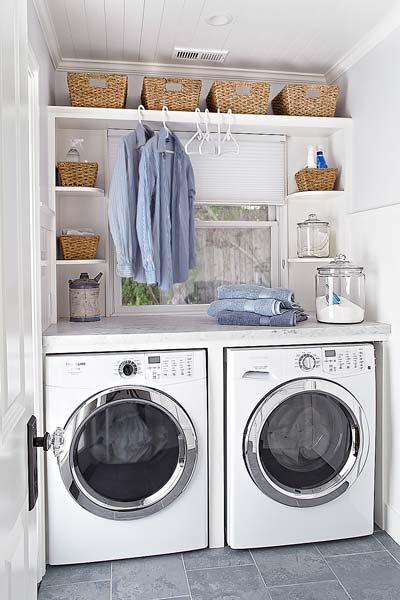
[208, 284, 307, 327]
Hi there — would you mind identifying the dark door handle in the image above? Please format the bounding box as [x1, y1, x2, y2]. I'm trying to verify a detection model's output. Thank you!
[33, 432, 52, 451]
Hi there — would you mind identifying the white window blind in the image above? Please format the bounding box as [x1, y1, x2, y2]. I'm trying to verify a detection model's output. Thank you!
[107, 130, 286, 205]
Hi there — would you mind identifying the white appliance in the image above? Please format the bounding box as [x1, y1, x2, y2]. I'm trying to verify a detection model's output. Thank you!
[45, 350, 207, 565]
[226, 344, 375, 549]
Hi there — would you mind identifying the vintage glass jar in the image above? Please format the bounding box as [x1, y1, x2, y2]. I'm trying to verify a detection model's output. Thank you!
[315, 254, 365, 324]
[297, 213, 330, 258]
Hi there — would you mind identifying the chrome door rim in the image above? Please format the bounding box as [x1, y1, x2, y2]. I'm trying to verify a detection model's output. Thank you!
[57, 385, 197, 520]
[244, 378, 369, 507]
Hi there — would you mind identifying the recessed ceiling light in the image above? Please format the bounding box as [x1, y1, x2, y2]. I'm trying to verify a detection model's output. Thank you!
[205, 13, 233, 27]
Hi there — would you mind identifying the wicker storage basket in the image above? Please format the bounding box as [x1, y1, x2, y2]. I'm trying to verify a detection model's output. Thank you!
[141, 77, 201, 111]
[59, 235, 100, 260]
[206, 80, 270, 114]
[272, 84, 339, 117]
[67, 72, 128, 108]
[295, 168, 338, 192]
[57, 162, 98, 187]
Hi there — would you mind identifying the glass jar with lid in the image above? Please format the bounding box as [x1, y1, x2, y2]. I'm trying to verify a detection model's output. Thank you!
[316, 254, 365, 324]
[297, 213, 330, 258]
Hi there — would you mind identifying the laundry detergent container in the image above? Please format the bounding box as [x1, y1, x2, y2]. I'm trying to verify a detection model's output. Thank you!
[316, 254, 365, 324]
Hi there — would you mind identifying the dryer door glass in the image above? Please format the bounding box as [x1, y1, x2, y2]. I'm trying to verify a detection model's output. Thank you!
[244, 379, 364, 507]
[58, 387, 197, 520]
[259, 391, 353, 490]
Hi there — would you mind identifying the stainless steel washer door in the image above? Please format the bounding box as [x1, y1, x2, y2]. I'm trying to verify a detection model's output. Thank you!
[57, 386, 197, 520]
[244, 379, 368, 508]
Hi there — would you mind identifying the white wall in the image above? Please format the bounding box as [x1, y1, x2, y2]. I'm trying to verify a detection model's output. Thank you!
[336, 26, 400, 540]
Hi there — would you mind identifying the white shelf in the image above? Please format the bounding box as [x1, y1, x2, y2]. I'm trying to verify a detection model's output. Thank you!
[49, 106, 352, 138]
[55, 186, 104, 197]
[56, 259, 106, 265]
[288, 257, 333, 263]
[286, 191, 344, 201]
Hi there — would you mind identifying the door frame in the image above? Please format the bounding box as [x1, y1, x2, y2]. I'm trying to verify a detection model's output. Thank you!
[28, 44, 46, 582]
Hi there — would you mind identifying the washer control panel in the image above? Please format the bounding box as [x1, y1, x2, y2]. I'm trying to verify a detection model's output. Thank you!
[145, 352, 194, 381]
[322, 347, 367, 374]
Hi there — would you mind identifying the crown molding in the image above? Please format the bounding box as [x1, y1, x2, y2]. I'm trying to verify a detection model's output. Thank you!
[32, 0, 61, 68]
[56, 57, 326, 84]
[325, 6, 400, 83]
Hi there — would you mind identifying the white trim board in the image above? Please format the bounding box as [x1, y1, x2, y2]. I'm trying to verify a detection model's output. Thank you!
[325, 5, 400, 83]
[32, 0, 61, 68]
[56, 57, 326, 84]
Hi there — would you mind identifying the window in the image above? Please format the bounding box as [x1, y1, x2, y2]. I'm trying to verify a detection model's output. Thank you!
[108, 131, 284, 313]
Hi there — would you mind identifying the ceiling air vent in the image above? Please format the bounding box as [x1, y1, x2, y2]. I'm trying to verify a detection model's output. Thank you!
[172, 47, 228, 63]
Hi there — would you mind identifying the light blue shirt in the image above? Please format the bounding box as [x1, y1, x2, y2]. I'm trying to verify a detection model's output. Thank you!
[108, 123, 154, 279]
[136, 128, 196, 291]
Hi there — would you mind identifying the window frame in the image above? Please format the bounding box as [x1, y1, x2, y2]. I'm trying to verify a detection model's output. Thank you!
[112, 210, 280, 315]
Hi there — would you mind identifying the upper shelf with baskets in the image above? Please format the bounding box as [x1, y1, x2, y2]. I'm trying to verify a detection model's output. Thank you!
[48, 106, 351, 138]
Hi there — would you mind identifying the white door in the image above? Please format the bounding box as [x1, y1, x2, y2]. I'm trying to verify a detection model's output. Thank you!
[0, 0, 39, 598]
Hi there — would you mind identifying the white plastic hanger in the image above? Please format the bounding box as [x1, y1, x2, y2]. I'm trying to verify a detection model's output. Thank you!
[161, 106, 174, 152]
[185, 108, 204, 155]
[199, 109, 216, 155]
[220, 109, 240, 155]
[137, 104, 145, 124]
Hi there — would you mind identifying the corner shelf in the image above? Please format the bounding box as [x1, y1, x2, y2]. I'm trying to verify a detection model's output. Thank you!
[288, 257, 333, 263]
[55, 186, 105, 197]
[286, 191, 344, 201]
[56, 259, 106, 265]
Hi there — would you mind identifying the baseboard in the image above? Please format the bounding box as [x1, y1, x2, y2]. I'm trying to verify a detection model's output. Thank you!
[384, 503, 400, 543]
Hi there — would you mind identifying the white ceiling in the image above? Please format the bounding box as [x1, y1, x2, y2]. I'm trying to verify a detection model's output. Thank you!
[37, 0, 400, 81]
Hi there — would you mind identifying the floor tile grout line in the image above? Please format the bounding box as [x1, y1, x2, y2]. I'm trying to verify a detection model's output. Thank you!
[313, 543, 352, 600]
[184, 562, 255, 572]
[267, 578, 337, 590]
[181, 552, 193, 600]
[41, 577, 111, 589]
[248, 550, 273, 600]
[315, 548, 387, 558]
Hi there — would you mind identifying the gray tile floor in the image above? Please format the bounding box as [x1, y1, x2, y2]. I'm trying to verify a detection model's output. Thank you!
[38, 529, 400, 600]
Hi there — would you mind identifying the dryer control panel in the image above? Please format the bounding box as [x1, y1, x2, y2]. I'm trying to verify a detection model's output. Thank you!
[145, 352, 194, 381]
[322, 346, 368, 374]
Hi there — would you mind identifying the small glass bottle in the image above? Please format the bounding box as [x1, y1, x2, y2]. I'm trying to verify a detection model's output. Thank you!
[297, 213, 330, 258]
[65, 138, 84, 162]
[316, 254, 365, 324]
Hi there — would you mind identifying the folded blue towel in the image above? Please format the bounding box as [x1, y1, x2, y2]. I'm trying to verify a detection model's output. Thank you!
[208, 298, 283, 318]
[217, 284, 299, 309]
[217, 309, 308, 327]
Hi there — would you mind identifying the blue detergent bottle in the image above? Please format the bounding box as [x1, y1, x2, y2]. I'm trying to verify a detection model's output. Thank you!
[316, 146, 328, 168]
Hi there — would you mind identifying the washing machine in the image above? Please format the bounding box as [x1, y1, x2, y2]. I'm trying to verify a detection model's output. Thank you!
[226, 344, 375, 549]
[44, 350, 207, 564]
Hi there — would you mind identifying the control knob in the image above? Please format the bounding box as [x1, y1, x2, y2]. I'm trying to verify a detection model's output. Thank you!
[119, 360, 138, 377]
[299, 353, 317, 371]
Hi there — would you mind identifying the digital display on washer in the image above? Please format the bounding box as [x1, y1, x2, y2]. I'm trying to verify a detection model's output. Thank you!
[148, 356, 161, 364]
[325, 350, 336, 357]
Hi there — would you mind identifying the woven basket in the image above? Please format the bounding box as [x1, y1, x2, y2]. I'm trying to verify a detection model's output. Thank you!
[141, 77, 201, 111]
[272, 84, 339, 117]
[295, 168, 338, 192]
[67, 72, 128, 108]
[57, 162, 98, 187]
[59, 235, 100, 260]
[207, 80, 270, 114]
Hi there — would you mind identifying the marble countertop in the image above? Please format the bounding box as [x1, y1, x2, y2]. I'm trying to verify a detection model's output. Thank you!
[43, 313, 390, 354]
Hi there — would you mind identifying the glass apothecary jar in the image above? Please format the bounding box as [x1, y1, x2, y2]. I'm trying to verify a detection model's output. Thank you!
[316, 254, 365, 324]
[297, 213, 330, 258]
